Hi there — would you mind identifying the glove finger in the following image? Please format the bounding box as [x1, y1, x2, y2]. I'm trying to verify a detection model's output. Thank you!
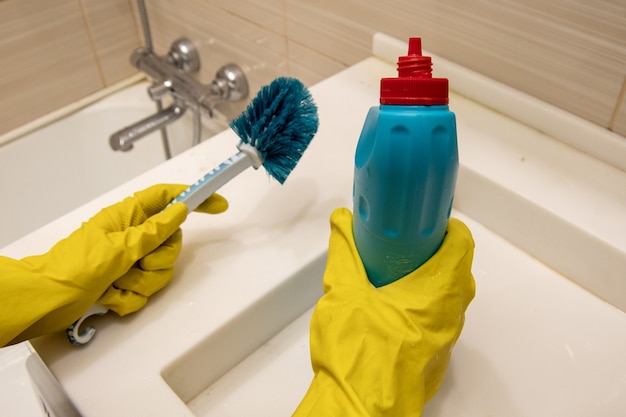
[97, 286, 147, 316]
[89, 183, 190, 231]
[138, 228, 183, 271]
[111, 265, 174, 297]
[134, 184, 191, 217]
[194, 193, 228, 214]
[115, 201, 187, 263]
[386, 217, 475, 299]
[89, 197, 144, 231]
[428, 217, 474, 267]
[92, 184, 188, 231]
[135, 184, 228, 216]
[89, 184, 227, 233]
[322, 208, 371, 293]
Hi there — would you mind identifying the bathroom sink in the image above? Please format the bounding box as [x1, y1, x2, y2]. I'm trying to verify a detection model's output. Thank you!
[161, 252, 326, 410]
[162, 212, 626, 417]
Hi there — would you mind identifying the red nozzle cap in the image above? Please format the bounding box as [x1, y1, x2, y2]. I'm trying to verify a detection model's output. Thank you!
[380, 38, 448, 105]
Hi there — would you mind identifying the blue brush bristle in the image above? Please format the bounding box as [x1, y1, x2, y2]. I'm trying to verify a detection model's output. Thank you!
[229, 77, 319, 184]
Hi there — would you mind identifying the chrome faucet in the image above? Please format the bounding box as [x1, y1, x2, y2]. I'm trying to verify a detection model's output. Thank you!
[110, 37, 249, 153]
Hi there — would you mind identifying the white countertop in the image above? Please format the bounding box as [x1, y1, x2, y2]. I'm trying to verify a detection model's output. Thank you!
[2, 34, 625, 416]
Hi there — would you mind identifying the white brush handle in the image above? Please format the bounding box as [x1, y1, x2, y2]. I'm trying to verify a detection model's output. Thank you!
[171, 151, 253, 213]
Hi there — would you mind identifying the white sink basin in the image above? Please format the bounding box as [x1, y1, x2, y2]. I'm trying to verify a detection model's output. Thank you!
[161, 213, 626, 417]
[161, 252, 326, 409]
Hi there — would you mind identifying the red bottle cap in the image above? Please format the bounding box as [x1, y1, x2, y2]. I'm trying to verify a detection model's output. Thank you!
[380, 38, 448, 105]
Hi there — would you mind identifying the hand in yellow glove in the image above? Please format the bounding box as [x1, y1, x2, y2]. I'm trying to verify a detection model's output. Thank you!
[292, 208, 475, 417]
[0, 184, 227, 346]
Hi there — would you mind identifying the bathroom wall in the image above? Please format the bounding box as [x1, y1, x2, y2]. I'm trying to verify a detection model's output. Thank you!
[0, 0, 140, 138]
[1, 0, 625, 140]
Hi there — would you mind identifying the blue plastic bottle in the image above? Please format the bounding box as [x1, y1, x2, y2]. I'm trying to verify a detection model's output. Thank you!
[353, 38, 458, 287]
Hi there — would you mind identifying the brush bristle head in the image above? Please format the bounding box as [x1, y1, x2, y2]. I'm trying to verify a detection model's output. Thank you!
[229, 77, 319, 184]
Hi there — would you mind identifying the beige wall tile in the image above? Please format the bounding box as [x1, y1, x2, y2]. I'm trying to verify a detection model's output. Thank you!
[206, 0, 286, 35]
[285, 0, 371, 66]
[287, 40, 347, 86]
[81, 0, 141, 85]
[403, 0, 626, 130]
[0, 0, 103, 136]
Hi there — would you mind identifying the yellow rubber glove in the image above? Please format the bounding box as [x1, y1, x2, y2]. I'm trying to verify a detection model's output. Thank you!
[0, 184, 227, 346]
[292, 208, 475, 417]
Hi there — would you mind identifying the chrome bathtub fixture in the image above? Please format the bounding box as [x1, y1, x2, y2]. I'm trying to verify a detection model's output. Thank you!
[110, 37, 249, 153]
[109, 100, 186, 152]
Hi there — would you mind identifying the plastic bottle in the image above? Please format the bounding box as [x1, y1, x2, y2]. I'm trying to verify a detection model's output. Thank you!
[352, 37, 458, 287]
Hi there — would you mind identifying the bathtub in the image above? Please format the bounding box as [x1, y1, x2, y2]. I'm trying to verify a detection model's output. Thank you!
[0, 82, 228, 248]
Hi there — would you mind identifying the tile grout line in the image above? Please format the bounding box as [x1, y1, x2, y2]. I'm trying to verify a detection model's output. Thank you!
[283, 0, 291, 76]
[77, 0, 107, 87]
[608, 74, 626, 131]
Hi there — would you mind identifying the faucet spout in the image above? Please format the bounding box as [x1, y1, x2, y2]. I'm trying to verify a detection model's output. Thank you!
[110, 103, 186, 151]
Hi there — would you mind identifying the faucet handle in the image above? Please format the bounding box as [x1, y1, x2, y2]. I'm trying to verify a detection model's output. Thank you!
[167, 37, 201, 73]
[211, 63, 249, 102]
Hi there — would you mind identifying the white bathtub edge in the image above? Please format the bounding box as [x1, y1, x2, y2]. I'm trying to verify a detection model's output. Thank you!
[0, 73, 147, 148]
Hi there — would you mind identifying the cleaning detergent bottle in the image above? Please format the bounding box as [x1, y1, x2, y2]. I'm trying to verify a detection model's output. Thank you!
[353, 37, 458, 287]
